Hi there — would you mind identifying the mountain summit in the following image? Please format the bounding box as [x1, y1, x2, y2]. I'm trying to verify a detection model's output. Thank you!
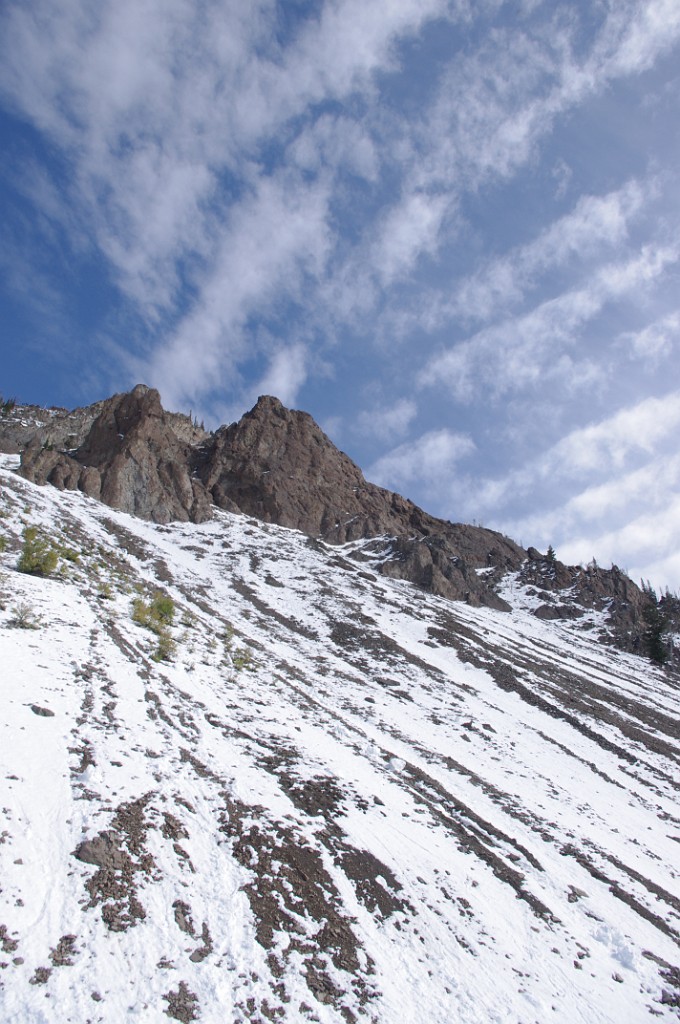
[3, 384, 672, 656]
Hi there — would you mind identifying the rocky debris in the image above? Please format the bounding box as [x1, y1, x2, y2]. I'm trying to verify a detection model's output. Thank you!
[517, 549, 655, 652]
[0, 392, 206, 455]
[28, 966, 52, 985]
[188, 922, 213, 963]
[49, 934, 78, 967]
[29, 704, 55, 717]
[72, 795, 156, 931]
[173, 900, 195, 936]
[0, 398, 107, 455]
[163, 981, 200, 1022]
[74, 831, 128, 872]
[219, 791, 378, 1015]
[0, 925, 18, 954]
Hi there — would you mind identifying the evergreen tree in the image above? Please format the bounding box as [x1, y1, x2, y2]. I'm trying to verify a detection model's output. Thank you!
[642, 597, 668, 666]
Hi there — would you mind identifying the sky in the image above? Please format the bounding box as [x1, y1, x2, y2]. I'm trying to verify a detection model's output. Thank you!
[1, 0, 679, 592]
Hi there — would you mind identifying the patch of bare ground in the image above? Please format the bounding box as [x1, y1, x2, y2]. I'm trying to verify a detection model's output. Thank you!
[266, 764, 410, 922]
[163, 980, 200, 1022]
[49, 934, 77, 966]
[220, 800, 377, 1020]
[73, 794, 156, 931]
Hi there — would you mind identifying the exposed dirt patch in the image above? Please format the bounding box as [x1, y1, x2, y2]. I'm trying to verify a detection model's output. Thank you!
[173, 900, 195, 936]
[73, 794, 156, 931]
[49, 934, 77, 966]
[0, 925, 18, 954]
[163, 980, 200, 1022]
[29, 966, 52, 985]
[219, 792, 377, 1019]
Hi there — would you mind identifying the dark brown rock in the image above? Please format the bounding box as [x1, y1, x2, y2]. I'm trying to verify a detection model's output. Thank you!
[8, 385, 675, 654]
[195, 395, 525, 607]
[20, 386, 212, 524]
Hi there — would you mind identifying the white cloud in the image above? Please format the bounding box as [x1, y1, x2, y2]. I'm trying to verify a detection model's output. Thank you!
[0, 0, 451, 333]
[288, 115, 380, 182]
[451, 393, 680, 589]
[559, 494, 680, 591]
[414, 0, 680, 199]
[368, 429, 475, 495]
[356, 399, 418, 443]
[445, 180, 647, 327]
[419, 245, 679, 402]
[254, 344, 309, 408]
[371, 192, 451, 285]
[544, 390, 680, 476]
[551, 158, 572, 199]
[619, 310, 680, 364]
[462, 390, 680, 516]
[144, 171, 332, 410]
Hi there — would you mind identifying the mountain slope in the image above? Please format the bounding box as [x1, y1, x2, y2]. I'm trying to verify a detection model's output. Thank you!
[1, 453, 679, 1023]
[6, 386, 667, 652]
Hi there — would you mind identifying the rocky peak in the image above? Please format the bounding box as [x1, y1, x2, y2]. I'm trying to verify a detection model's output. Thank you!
[4, 384, 671, 656]
[19, 386, 212, 524]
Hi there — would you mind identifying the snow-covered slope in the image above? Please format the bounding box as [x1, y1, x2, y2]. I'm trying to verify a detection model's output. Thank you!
[1, 454, 678, 1023]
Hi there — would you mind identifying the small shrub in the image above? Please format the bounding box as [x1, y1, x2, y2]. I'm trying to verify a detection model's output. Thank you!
[18, 527, 59, 576]
[131, 591, 177, 663]
[152, 631, 177, 663]
[57, 544, 79, 563]
[232, 646, 253, 672]
[0, 536, 7, 554]
[9, 601, 42, 629]
[151, 592, 175, 626]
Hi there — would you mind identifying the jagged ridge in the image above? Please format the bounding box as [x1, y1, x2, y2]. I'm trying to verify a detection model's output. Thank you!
[3, 384, 668, 654]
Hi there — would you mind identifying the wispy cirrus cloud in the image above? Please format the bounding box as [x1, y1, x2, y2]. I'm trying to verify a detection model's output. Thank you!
[2, 0, 680, 589]
[419, 244, 679, 402]
[619, 310, 680, 365]
[368, 429, 475, 498]
[356, 399, 418, 444]
[454, 391, 680, 587]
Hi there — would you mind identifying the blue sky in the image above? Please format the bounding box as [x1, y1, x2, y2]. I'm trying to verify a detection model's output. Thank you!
[1, 1, 680, 591]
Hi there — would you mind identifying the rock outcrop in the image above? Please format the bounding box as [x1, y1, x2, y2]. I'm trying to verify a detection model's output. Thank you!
[2, 384, 669, 652]
[20, 386, 212, 523]
[193, 395, 525, 609]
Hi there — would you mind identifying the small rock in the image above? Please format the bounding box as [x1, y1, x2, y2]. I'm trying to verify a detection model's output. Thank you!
[30, 705, 55, 718]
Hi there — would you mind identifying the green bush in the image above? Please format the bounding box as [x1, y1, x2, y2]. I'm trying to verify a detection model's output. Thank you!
[131, 591, 177, 663]
[151, 592, 175, 625]
[132, 591, 175, 633]
[232, 646, 253, 672]
[18, 527, 59, 576]
[0, 536, 7, 554]
[9, 601, 42, 629]
[57, 544, 80, 563]
[152, 632, 177, 663]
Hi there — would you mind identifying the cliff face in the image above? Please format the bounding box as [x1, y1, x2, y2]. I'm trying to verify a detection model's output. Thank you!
[194, 395, 525, 610]
[19, 386, 212, 524]
[2, 384, 666, 652]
